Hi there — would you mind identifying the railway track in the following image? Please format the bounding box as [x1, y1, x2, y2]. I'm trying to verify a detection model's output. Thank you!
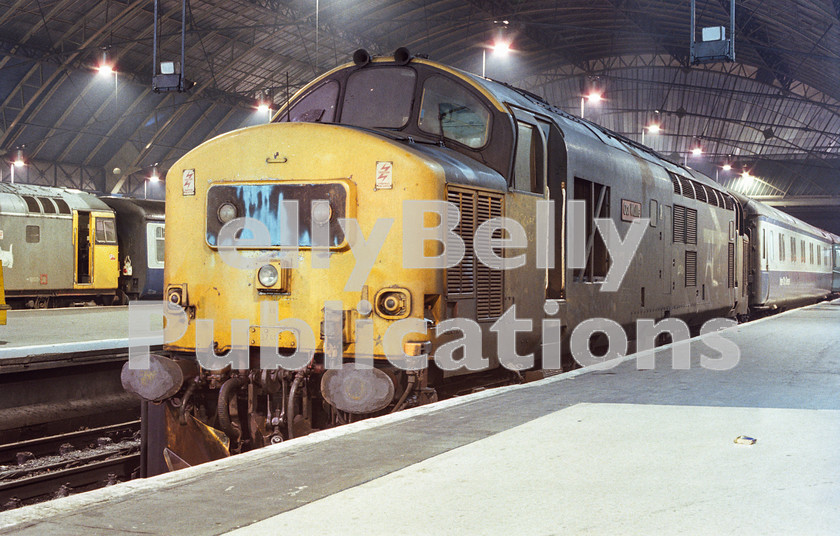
[0, 421, 140, 510]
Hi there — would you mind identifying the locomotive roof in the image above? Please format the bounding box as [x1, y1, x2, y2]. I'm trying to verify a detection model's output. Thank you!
[299, 56, 725, 194]
[0, 183, 112, 216]
[731, 190, 835, 241]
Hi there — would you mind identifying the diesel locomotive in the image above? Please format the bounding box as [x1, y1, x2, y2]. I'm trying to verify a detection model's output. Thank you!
[0, 184, 165, 308]
[125, 49, 840, 474]
[0, 183, 119, 308]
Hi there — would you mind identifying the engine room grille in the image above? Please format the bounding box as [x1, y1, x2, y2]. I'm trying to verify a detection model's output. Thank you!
[685, 250, 697, 287]
[695, 183, 708, 204]
[728, 242, 735, 288]
[673, 204, 697, 245]
[673, 205, 686, 243]
[685, 208, 697, 244]
[446, 186, 504, 320]
[669, 173, 681, 194]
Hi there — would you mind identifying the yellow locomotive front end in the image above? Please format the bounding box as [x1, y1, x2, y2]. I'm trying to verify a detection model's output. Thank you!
[124, 52, 533, 472]
[156, 120, 449, 465]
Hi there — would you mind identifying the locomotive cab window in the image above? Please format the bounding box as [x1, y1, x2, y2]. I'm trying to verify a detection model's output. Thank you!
[284, 80, 339, 123]
[512, 122, 544, 194]
[341, 68, 416, 129]
[418, 75, 491, 148]
[95, 218, 117, 245]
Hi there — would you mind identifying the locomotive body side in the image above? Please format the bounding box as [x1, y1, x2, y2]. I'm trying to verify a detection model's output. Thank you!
[0, 184, 119, 308]
[552, 117, 742, 335]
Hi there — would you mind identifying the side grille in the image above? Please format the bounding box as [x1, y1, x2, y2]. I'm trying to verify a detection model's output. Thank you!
[446, 189, 476, 297]
[695, 182, 708, 204]
[446, 187, 504, 320]
[686, 208, 698, 244]
[742, 240, 749, 296]
[685, 250, 697, 287]
[669, 173, 681, 194]
[728, 242, 735, 288]
[724, 194, 735, 211]
[680, 177, 696, 200]
[673, 205, 686, 243]
[476, 191, 504, 320]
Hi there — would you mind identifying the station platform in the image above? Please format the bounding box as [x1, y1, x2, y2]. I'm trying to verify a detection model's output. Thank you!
[0, 305, 162, 365]
[1, 300, 839, 535]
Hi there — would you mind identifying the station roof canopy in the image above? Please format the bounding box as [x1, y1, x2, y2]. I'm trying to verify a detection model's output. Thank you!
[1, 0, 839, 226]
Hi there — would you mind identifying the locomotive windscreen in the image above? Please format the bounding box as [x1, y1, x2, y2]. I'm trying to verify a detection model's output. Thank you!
[205, 183, 348, 249]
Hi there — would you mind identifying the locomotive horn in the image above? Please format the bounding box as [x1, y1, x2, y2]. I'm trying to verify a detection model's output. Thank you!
[393, 47, 412, 65]
[353, 49, 371, 66]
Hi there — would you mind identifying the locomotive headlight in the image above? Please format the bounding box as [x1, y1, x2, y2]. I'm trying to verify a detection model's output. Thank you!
[217, 202, 238, 224]
[258, 264, 279, 287]
[312, 201, 332, 225]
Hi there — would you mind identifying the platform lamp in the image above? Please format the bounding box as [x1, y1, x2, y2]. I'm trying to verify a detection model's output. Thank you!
[641, 123, 660, 145]
[145, 165, 159, 199]
[9, 148, 25, 184]
[97, 50, 118, 110]
[482, 39, 511, 78]
[716, 161, 733, 182]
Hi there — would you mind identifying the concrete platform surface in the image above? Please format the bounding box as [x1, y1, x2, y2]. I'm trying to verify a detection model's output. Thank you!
[0, 305, 163, 361]
[1, 300, 839, 535]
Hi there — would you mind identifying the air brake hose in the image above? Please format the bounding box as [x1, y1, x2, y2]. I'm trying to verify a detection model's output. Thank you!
[217, 376, 246, 442]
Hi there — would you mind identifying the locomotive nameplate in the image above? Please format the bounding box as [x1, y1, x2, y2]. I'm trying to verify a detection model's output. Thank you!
[621, 199, 642, 222]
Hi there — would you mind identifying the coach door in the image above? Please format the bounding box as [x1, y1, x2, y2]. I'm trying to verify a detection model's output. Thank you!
[74, 211, 92, 285]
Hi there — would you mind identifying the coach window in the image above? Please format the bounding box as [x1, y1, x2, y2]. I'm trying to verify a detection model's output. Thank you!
[418, 75, 491, 148]
[284, 80, 339, 123]
[769, 231, 774, 260]
[791, 237, 796, 262]
[778, 234, 784, 262]
[801, 240, 806, 264]
[343, 68, 416, 128]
